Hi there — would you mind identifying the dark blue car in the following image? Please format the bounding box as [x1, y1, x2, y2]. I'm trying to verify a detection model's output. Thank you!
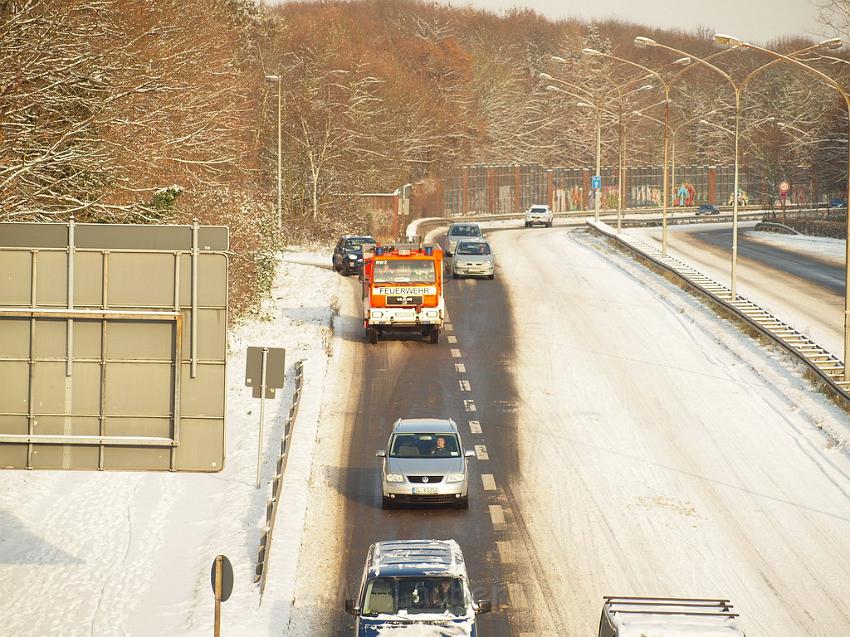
[695, 204, 719, 215]
[333, 235, 377, 276]
[344, 539, 491, 636]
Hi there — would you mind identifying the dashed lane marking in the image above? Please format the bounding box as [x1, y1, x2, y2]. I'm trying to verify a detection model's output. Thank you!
[447, 335, 458, 344]
[507, 583, 528, 610]
[481, 474, 497, 490]
[488, 504, 505, 525]
[464, 399, 476, 412]
[445, 323, 453, 332]
[496, 540, 514, 564]
[450, 349, 462, 358]
[459, 380, 471, 392]
[469, 420, 482, 434]
[474, 445, 489, 460]
[455, 363, 466, 373]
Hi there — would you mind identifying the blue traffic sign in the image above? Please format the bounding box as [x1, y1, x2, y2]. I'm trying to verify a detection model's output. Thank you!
[591, 175, 601, 189]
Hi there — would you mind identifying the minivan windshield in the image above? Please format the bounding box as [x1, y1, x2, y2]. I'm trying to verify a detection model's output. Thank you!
[456, 242, 490, 256]
[373, 259, 436, 284]
[389, 433, 460, 458]
[362, 576, 468, 617]
[448, 225, 481, 237]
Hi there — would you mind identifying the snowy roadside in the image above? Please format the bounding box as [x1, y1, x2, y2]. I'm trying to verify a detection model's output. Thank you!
[0, 251, 341, 636]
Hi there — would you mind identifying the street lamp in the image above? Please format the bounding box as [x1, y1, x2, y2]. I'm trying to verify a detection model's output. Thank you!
[581, 47, 675, 256]
[577, 101, 603, 220]
[631, 35, 841, 300]
[265, 74, 283, 228]
[711, 35, 850, 381]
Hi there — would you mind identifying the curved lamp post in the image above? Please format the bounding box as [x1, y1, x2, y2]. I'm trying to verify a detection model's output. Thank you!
[630, 36, 840, 300]
[712, 34, 850, 380]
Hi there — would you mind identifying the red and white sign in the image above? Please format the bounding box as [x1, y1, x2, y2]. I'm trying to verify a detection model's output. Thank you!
[779, 181, 791, 194]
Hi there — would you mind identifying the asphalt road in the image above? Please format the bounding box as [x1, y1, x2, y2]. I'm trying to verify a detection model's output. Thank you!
[684, 225, 844, 294]
[331, 255, 547, 635]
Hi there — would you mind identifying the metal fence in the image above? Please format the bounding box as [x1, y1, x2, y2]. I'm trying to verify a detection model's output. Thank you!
[255, 359, 304, 596]
[440, 163, 827, 216]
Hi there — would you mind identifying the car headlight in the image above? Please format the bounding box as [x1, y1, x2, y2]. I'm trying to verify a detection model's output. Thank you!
[446, 473, 465, 483]
[385, 473, 404, 483]
[348, 254, 357, 260]
[483, 261, 492, 266]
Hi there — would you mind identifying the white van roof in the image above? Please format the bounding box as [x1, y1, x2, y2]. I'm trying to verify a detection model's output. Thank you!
[604, 597, 744, 636]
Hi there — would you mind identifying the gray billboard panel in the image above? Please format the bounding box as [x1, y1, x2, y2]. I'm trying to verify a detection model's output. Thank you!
[0, 220, 228, 472]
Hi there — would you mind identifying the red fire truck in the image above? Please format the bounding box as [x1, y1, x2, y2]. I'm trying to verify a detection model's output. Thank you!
[361, 242, 445, 344]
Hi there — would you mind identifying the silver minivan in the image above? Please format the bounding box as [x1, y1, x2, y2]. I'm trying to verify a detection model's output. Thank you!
[377, 418, 474, 509]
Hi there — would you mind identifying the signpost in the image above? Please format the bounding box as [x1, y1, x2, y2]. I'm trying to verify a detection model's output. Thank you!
[246, 347, 286, 488]
[591, 175, 602, 190]
[210, 554, 234, 637]
[779, 181, 790, 220]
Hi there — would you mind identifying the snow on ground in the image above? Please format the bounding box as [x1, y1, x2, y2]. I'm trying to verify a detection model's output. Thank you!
[0, 253, 340, 636]
[746, 229, 845, 264]
[488, 227, 850, 635]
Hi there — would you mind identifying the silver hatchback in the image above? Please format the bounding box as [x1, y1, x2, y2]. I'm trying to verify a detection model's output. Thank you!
[377, 418, 474, 509]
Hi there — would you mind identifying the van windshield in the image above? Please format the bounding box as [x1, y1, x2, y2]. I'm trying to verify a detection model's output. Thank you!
[389, 433, 460, 458]
[362, 576, 468, 617]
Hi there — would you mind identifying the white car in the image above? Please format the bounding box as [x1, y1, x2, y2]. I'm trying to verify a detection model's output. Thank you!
[525, 204, 553, 227]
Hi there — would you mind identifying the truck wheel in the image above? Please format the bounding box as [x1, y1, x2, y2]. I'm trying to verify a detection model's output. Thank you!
[430, 328, 440, 344]
[367, 327, 378, 344]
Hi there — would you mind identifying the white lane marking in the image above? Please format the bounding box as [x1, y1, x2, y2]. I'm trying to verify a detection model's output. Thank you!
[496, 540, 514, 564]
[445, 323, 454, 332]
[459, 379, 471, 392]
[481, 474, 497, 490]
[455, 363, 466, 373]
[488, 504, 505, 525]
[469, 420, 482, 434]
[474, 445, 489, 460]
[464, 399, 476, 412]
[507, 583, 528, 609]
[450, 348, 462, 358]
[447, 335, 458, 344]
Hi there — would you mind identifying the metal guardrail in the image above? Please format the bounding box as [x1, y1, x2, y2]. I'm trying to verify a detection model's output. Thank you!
[254, 359, 305, 595]
[586, 220, 850, 404]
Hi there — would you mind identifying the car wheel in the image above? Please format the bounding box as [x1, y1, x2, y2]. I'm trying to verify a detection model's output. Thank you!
[457, 496, 469, 510]
[382, 496, 394, 510]
[487, 274, 494, 280]
[547, 220, 553, 227]
[453, 271, 459, 279]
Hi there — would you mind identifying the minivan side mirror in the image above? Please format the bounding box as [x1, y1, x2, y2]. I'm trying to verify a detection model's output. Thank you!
[344, 599, 359, 615]
[376, 450, 386, 458]
[464, 450, 475, 458]
[475, 600, 492, 615]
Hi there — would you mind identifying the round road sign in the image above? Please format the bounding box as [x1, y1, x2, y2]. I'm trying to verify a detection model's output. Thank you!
[211, 554, 234, 602]
[779, 181, 791, 194]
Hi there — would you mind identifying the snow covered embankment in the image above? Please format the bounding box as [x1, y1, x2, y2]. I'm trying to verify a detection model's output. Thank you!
[0, 250, 340, 637]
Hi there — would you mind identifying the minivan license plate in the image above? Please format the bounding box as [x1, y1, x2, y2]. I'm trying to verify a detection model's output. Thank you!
[412, 487, 438, 495]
